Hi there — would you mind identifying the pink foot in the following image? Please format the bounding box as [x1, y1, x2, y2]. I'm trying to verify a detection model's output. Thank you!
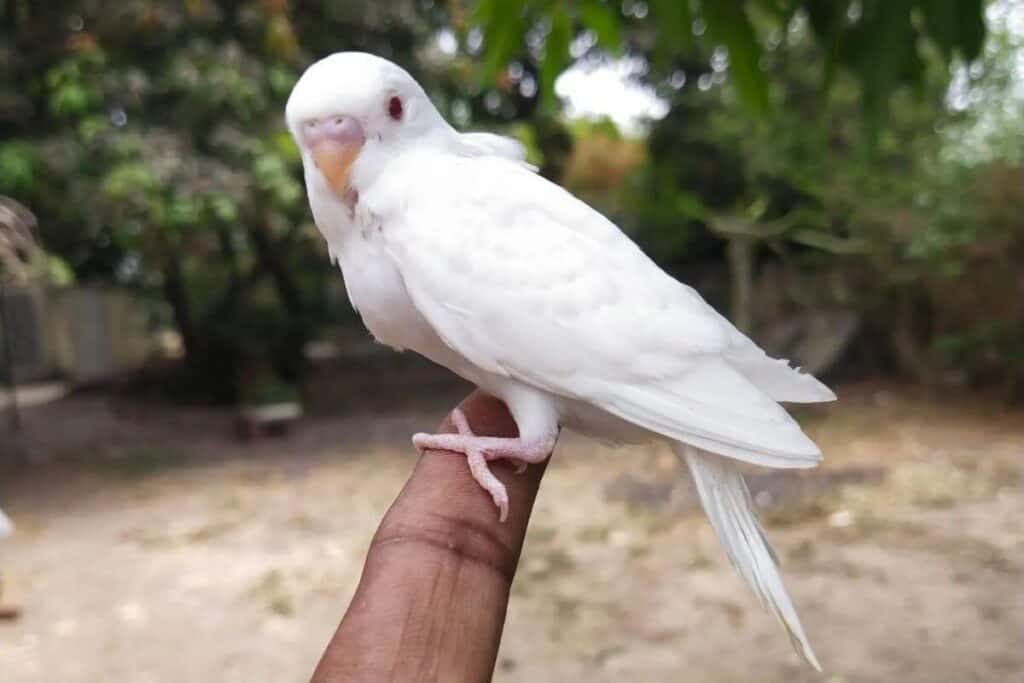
[413, 408, 553, 522]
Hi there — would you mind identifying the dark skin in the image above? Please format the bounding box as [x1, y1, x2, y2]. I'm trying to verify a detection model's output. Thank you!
[311, 391, 549, 682]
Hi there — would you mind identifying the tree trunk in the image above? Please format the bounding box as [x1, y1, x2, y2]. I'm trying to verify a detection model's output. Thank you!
[727, 235, 755, 334]
[162, 255, 201, 363]
[534, 114, 574, 183]
[247, 222, 303, 317]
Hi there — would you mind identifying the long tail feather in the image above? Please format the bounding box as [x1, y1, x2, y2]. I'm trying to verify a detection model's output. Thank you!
[676, 444, 821, 671]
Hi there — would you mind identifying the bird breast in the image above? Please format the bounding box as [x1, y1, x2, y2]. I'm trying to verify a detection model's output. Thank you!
[339, 233, 422, 351]
[311, 188, 462, 378]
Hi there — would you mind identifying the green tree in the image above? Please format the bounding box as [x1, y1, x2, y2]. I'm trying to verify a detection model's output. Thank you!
[469, 0, 1021, 390]
[470, 0, 986, 121]
[0, 0, 449, 399]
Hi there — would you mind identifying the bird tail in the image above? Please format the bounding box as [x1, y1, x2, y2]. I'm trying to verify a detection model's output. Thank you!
[675, 444, 821, 671]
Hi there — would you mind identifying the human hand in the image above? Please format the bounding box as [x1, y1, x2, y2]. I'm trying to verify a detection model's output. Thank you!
[311, 391, 549, 682]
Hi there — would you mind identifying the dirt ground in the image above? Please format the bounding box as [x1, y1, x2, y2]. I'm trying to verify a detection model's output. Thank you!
[0, 380, 1021, 682]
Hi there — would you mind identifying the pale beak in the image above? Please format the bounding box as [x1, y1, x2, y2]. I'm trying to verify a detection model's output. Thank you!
[303, 116, 366, 195]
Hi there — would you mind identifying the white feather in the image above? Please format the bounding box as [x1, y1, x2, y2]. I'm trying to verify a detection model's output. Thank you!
[713, 310, 837, 403]
[678, 446, 821, 671]
[456, 132, 537, 171]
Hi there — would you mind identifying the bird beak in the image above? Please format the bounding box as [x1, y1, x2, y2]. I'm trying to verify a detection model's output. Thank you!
[303, 116, 366, 195]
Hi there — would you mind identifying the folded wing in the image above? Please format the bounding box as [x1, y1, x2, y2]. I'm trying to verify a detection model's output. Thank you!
[383, 155, 831, 466]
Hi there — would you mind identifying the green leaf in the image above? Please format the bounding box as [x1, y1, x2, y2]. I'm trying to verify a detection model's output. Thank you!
[0, 142, 35, 193]
[918, 0, 960, 60]
[271, 129, 301, 163]
[210, 195, 239, 223]
[701, 0, 770, 116]
[674, 191, 712, 221]
[267, 64, 298, 98]
[168, 195, 201, 226]
[478, 0, 524, 80]
[51, 83, 91, 117]
[648, 0, 693, 65]
[848, 0, 917, 129]
[579, 1, 622, 54]
[541, 4, 573, 108]
[471, 0, 497, 26]
[47, 255, 75, 287]
[804, 1, 844, 90]
[914, 0, 985, 61]
[954, 0, 986, 60]
[102, 163, 156, 198]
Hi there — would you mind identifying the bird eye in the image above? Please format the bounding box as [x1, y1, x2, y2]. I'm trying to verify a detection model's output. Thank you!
[387, 95, 403, 121]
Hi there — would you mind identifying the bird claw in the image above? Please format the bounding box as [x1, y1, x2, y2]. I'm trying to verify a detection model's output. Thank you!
[412, 408, 515, 522]
[411, 432, 432, 454]
[412, 407, 553, 520]
[466, 449, 509, 522]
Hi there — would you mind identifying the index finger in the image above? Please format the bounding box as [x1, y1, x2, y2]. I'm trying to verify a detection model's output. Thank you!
[311, 391, 548, 682]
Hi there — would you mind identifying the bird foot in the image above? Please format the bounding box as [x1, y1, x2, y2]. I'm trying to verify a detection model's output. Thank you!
[412, 408, 551, 522]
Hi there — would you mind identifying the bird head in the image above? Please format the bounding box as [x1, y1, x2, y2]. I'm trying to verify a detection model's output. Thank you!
[286, 52, 447, 198]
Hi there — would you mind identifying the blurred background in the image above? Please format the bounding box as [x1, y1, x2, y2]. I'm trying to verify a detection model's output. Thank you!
[0, 1, 1021, 681]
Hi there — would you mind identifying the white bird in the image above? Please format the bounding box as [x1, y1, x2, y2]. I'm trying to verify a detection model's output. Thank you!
[286, 52, 835, 670]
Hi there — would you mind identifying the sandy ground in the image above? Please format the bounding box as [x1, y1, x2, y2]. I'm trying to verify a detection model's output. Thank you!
[0, 381, 1021, 682]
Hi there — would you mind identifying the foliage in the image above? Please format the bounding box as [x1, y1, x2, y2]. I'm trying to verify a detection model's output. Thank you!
[470, 0, 986, 122]
[0, 0, 446, 400]
[561, 117, 646, 213]
[615, 3, 1023, 392]
[2, 0, 1019, 399]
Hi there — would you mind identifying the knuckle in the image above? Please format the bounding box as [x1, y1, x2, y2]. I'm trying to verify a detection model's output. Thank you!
[372, 511, 519, 585]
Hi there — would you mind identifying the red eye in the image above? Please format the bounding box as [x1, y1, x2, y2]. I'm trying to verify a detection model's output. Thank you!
[387, 95, 403, 121]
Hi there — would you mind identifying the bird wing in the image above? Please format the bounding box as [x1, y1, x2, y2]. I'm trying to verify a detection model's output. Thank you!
[381, 155, 829, 466]
[455, 131, 538, 171]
